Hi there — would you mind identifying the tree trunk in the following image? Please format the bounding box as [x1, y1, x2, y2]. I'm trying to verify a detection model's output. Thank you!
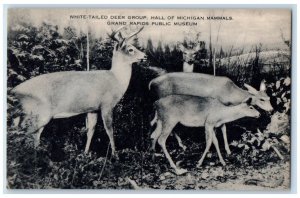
[86, 28, 90, 71]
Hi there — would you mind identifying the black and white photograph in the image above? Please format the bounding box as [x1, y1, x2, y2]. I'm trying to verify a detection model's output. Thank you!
[6, 8, 292, 190]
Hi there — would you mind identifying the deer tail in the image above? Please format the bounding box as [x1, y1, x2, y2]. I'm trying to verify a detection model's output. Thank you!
[148, 78, 155, 90]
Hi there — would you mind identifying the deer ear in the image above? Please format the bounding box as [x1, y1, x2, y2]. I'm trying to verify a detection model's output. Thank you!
[243, 97, 252, 105]
[244, 83, 258, 95]
[260, 79, 266, 91]
[194, 43, 201, 51]
[178, 44, 185, 51]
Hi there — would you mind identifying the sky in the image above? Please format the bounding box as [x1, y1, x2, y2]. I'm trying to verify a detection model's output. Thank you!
[7, 8, 291, 50]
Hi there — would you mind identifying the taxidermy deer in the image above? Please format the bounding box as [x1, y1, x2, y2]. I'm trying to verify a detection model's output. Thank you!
[149, 72, 273, 154]
[179, 43, 200, 73]
[10, 26, 146, 156]
[150, 95, 260, 175]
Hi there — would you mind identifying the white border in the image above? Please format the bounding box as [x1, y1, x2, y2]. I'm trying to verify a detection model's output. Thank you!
[0, 0, 298, 197]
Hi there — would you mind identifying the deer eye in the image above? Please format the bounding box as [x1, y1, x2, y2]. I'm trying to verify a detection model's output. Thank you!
[128, 49, 134, 53]
[250, 106, 254, 109]
[260, 99, 264, 101]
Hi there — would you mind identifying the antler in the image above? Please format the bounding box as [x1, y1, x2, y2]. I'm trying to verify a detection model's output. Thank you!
[124, 26, 144, 41]
[108, 26, 144, 45]
[108, 26, 126, 43]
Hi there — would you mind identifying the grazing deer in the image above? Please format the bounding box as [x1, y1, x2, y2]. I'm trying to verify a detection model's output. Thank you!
[150, 95, 260, 175]
[179, 44, 201, 73]
[149, 72, 273, 154]
[10, 26, 146, 156]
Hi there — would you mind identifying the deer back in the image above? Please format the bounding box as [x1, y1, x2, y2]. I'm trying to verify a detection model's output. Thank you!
[150, 73, 245, 103]
[149, 72, 273, 111]
[155, 95, 222, 127]
[11, 70, 123, 117]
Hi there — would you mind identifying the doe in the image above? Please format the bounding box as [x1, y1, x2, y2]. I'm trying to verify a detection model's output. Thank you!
[150, 95, 260, 175]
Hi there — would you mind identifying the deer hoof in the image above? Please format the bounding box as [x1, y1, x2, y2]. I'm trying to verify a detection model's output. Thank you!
[84, 148, 89, 154]
[226, 149, 231, 155]
[196, 160, 204, 168]
[175, 168, 188, 175]
[220, 160, 226, 166]
[111, 149, 116, 156]
[110, 153, 119, 162]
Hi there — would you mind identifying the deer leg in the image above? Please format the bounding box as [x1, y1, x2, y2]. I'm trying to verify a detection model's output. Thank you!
[221, 124, 231, 155]
[212, 130, 226, 166]
[84, 113, 98, 153]
[174, 133, 187, 151]
[158, 122, 187, 175]
[20, 110, 51, 148]
[197, 126, 213, 167]
[101, 109, 116, 156]
[150, 120, 162, 152]
[33, 127, 44, 148]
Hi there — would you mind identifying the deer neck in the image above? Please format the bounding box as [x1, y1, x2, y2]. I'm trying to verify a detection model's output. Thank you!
[216, 105, 246, 126]
[183, 62, 194, 72]
[110, 53, 133, 92]
[223, 85, 251, 105]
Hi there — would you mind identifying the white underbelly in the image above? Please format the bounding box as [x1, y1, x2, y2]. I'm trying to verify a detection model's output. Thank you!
[180, 117, 204, 127]
[53, 112, 82, 119]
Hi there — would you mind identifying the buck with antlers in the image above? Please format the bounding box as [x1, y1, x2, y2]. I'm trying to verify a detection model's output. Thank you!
[150, 95, 260, 175]
[10, 26, 146, 156]
[149, 73, 273, 155]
